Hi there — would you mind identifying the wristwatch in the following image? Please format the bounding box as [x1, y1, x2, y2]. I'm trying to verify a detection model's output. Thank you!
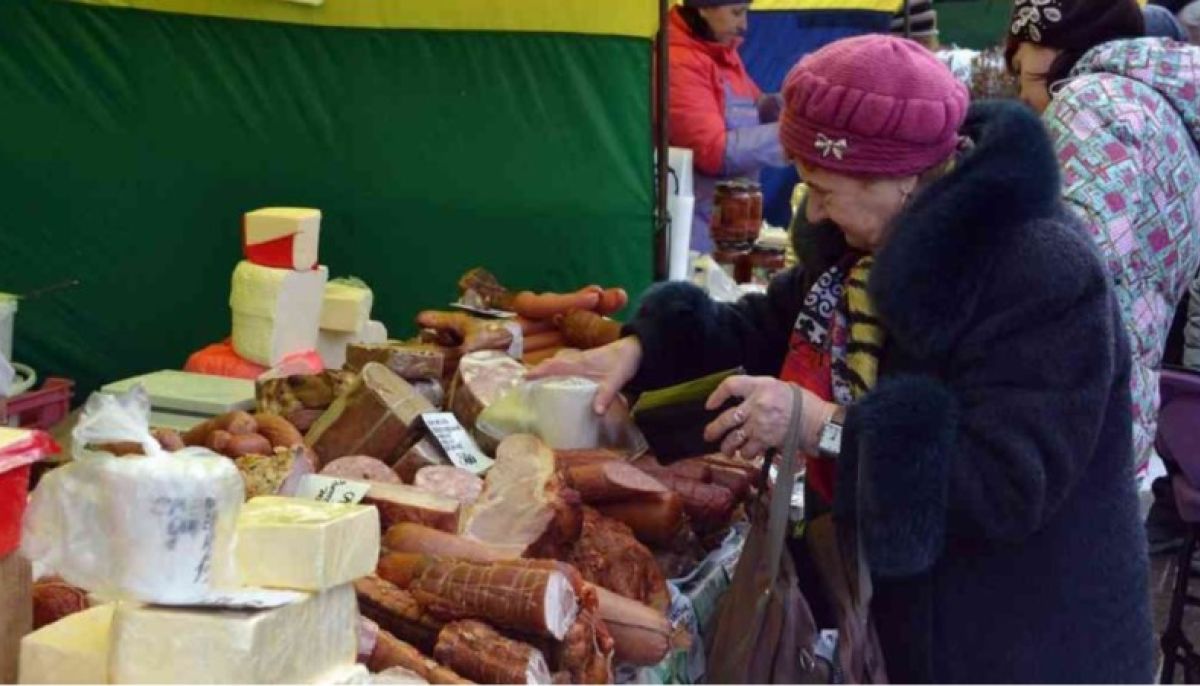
[817, 406, 847, 460]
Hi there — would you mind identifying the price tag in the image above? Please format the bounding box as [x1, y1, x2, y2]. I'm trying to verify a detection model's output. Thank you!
[421, 412, 494, 475]
[296, 474, 370, 504]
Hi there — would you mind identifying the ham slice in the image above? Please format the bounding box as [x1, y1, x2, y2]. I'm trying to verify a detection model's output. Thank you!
[448, 351, 525, 430]
[459, 434, 581, 557]
[321, 455, 401, 484]
[306, 363, 434, 467]
[415, 466, 483, 506]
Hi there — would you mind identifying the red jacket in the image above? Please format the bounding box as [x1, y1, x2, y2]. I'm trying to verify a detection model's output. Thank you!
[668, 7, 763, 176]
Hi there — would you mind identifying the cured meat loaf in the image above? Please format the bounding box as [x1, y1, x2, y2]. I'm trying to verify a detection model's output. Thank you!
[595, 493, 685, 547]
[563, 462, 666, 505]
[366, 623, 472, 685]
[378, 554, 579, 641]
[346, 343, 446, 381]
[306, 363, 435, 467]
[565, 508, 669, 612]
[360, 481, 461, 533]
[394, 438, 451, 484]
[434, 620, 552, 685]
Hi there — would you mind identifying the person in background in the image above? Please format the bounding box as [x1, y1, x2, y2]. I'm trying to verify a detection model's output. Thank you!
[891, 0, 939, 49]
[668, 0, 785, 252]
[535, 35, 1152, 682]
[1183, 1, 1200, 43]
[1144, 1, 1190, 38]
[1008, 0, 1200, 507]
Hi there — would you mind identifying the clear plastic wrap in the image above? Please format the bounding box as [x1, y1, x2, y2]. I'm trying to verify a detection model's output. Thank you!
[21, 386, 245, 604]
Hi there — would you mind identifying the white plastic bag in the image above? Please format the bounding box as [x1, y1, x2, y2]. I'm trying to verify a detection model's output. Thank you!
[22, 386, 245, 604]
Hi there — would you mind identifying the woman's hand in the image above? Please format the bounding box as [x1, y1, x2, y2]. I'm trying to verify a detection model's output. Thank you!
[527, 336, 643, 414]
[703, 376, 838, 458]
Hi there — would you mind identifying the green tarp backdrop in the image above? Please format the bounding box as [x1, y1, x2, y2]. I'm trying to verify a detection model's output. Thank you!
[0, 0, 655, 399]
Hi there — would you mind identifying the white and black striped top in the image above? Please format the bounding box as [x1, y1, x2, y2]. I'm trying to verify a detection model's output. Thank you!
[891, 0, 937, 38]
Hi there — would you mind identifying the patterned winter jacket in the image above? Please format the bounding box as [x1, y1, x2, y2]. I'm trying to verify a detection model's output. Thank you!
[1044, 38, 1200, 475]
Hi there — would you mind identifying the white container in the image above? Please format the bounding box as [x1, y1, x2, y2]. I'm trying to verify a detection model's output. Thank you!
[668, 195, 695, 281]
[0, 293, 16, 362]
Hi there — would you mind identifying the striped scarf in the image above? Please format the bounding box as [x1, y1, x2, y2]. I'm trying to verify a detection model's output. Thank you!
[832, 256, 885, 404]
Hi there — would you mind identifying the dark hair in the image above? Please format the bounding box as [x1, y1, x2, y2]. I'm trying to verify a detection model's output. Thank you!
[678, 6, 718, 42]
[1005, 0, 1144, 85]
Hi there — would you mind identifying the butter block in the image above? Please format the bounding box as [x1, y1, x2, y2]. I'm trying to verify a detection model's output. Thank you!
[19, 604, 115, 684]
[110, 584, 357, 684]
[243, 207, 321, 271]
[231, 261, 328, 366]
[235, 496, 379, 592]
[321, 282, 374, 333]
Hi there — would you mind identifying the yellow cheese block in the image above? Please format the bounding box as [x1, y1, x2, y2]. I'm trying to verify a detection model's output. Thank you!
[110, 585, 357, 684]
[235, 496, 379, 592]
[320, 281, 374, 333]
[19, 604, 115, 684]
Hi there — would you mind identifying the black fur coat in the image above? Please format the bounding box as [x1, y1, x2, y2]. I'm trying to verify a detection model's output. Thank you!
[625, 101, 1153, 683]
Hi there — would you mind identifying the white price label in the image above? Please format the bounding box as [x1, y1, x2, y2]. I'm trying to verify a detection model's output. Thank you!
[296, 474, 371, 504]
[421, 412, 494, 474]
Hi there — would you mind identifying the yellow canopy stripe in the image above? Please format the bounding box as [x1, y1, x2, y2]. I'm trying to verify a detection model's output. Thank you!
[65, 0, 659, 38]
[751, 0, 904, 12]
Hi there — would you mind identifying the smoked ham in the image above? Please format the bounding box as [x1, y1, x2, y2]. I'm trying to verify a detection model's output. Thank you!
[593, 587, 671, 666]
[448, 351, 525, 430]
[595, 493, 686, 547]
[565, 508, 669, 612]
[368, 625, 472, 685]
[460, 434, 581, 558]
[377, 554, 579, 641]
[306, 363, 434, 467]
[355, 575, 445, 653]
[434, 620, 552, 685]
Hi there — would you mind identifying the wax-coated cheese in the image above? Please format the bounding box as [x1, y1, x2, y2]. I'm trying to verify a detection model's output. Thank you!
[19, 604, 114, 684]
[235, 496, 379, 592]
[230, 261, 328, 366]
[110, 584, 358, 684]
[243, 207, 321, 271]
[320, 282, 374, 333]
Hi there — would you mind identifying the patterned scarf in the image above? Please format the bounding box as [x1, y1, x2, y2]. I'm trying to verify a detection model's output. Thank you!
[779, 254, 885, 511]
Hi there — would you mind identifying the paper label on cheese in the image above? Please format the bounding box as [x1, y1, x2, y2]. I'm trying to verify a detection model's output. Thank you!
[421, 412, 493, 474]
[296, 475, 370, 504]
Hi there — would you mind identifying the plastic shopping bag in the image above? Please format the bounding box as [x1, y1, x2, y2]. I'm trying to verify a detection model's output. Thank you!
[22, 386, 244, 604]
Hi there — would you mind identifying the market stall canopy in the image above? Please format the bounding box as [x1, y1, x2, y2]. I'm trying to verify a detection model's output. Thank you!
[67, 0, 660, 37]
[0, 0, 656, 401]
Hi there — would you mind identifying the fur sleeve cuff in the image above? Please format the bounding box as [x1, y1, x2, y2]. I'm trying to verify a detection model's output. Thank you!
[840, 374, 959, 578]
[622, 281, 720, 390]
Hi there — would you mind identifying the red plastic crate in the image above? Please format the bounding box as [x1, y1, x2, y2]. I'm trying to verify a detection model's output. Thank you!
[1, 378, 74, 430]
[0, 463, 29, 556]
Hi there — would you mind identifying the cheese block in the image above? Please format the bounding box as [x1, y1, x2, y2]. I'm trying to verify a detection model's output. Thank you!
[321, 281, 374, 333]
[235, 497, 380, 591]
[345, 343, 445, 381]
[230, 261, 328, 366]
[19, 603, 115, 684]
[110, 584, 357, 684]
[243, 207, 321, 271]
[530, 377, 602, 450]
[306, 363, 434, 467]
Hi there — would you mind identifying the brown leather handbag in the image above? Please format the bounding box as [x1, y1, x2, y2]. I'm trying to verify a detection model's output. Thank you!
[707, 386, 887, 684]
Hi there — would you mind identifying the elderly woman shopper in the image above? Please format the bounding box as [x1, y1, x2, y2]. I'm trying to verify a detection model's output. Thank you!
[534, 34, 1152, 682]
[668, 0, 785, 251]
[1007, 0, 1200, 493]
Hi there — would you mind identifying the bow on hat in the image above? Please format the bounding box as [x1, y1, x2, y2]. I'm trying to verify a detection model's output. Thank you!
[815, 133, 849, 161]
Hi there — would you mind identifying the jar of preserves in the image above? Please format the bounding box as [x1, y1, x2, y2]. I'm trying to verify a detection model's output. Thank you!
[710, 180, 763, 248]
[712, 245, 751, 283]
[747, 245, 786, 286]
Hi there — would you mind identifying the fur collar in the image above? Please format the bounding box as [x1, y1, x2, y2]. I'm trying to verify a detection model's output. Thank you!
[868, 100, 1063, 359]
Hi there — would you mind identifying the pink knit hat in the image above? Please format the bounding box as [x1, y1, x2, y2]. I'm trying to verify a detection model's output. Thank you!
[781, 35, 969, 177]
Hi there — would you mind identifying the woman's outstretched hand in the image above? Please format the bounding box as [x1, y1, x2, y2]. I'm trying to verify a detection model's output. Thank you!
[527, 336, 643, 414]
